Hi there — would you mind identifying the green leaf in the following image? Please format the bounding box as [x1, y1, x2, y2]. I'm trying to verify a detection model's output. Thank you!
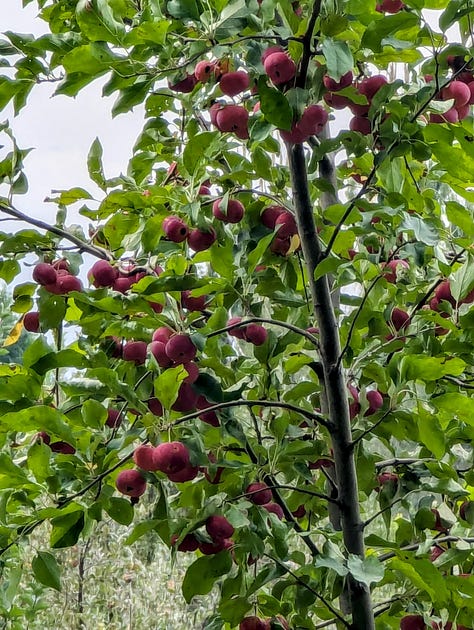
[50, 509, 85, 548]
[321, 39, 354, 80]
[258, 76, 293, 131]
[167, 0, 200, 19]
[183, 131, 219, 176]
[446, 200, 474, 236]
[182, 551, 232, 603]
[32, 551, 61, 591]
[27, 441, 52, 483]
[76, 0, 126, 44]
[125, 519, 160, 545]
[361, 13, 420, 52]
[450, 256, 474, 302]
[347, 555, 384, 586]
[87, 137, 106, 190]
[400, 356, 466, 382]
[247, 232, 277, 273]
[106, 497, 134, 526]
[389, 557, 450, 605]
[154, 364, 188, 409]
[417, 404, 445, 458]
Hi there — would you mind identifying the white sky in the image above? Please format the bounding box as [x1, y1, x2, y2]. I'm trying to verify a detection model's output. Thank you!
[2, 0, 145, 226]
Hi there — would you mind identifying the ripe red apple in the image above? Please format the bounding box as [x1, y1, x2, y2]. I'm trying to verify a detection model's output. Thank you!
[133, 444, 160, 471]
[162, 215, 189, 242]
[309, 457, 334, 470]
[33, 262, 57, 286]
[239, 617, 270, 630]
[106, 409, 122, 428]
[262, 502, 284, 520]
[165, 334, 197, 363]
[264, 52, 296, 84]
[187, 227, 217, 251]
[270, 235, 292, 255]
[429, 545, 445, 562]
[199, 538, 232, 555]
[376, 471, 398, 490]
[147, 397, 163, 416]
[391, 307, 410, 331]
[348, 384, 361, 419]
[431, 508, 449, 533]
[154, 441, 190, 474]
[113, 276, 135, 293]
[441, 80, 471, 107]
[54, 274, 83, 294]
[149, 341, 174, 368]
[434, 280, 456, 306]
[182, 361, 199, 383]
[244, 324, 268, 346]
[261, 205, 284, 228]
[194, 59, 216, 82]
[168, 74, 197, 93]
[196, 395, 220, 427]
[246, 482, 272, 505]
[261, 46, 284, 63]
[400, 615, 426, 630]
[219, 71, 250, 96]
[152, 327, 174, 343]
[382, 259, 409, 283]
[171, 533, 199, 552]
[358, 75, 388, 100]
[365, 390, 383, 416]
[297, 104, 328, 136]
[430, 108, 459, 124]
[115, 469, 147, 497]
[89, 260, 119, 287]
[202, 453, 224, 483]
[459, 500, 474, 523]
[323, 70, 353, 91]
[275, 211, 298, 238]
[171, 382, 198, 412]
[212, 198, 245, 223]
[35, 431, 51, 445]
[376, 0, 404, 12]
[181, 290, 207, 311]
[324, 92, 351, 109]
[215, 105, 249, 139]
[350, 116, 371, 135]
[227, 316, 247, 340]
[50, 441, 76, 454]
[206, 515, 234, 540]
[168, 463, 199, 482]
[122, 340, 148, 365]
[24, 311, 40, 333]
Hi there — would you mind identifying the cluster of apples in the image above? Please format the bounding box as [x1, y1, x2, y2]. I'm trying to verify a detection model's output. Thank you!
[162, 213, 217, 252]
[429, 63, 474, 124]
[347, 384, 384, 420]
[401, 614, 469, 629]
[171, 514, 235, 555]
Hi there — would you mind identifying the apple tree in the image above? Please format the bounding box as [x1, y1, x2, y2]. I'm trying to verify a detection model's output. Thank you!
[1, 0, 474, 628]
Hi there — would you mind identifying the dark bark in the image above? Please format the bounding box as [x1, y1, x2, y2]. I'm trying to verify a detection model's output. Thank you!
[288, 143, 375, 630]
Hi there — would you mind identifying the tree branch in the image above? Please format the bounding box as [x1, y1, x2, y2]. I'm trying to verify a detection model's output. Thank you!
[208, 316, 319, 348]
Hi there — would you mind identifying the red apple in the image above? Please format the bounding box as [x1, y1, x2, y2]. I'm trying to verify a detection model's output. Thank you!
[323, 70, 353, 91]
[24, 312, 40, 333]
[365, 390, 383, 416]
[115, 469, 146, 497]
[261, 205, 284, 228]
[261, 46, 284, 63]
[219, 71, 250, 96]
[122, 340, 148, 365]
[187, 227, 217, 251]
[50, 441, 76, 454]
[133, 444, 160, 471]
[152, 327, 174, 343]
[171, 382, 198, 412]
[215, 105, 249, 139]
[376, 0, 404, 12]
[206, 515, 234, 540]
[262, 502, 284, 520]
[89, 260, 119, 287]
[163, 216, 189, 243]
[441, 80, 471, 107]
[358, 75, 388, 100]
[274, 211, 298, 238]
[165, 334, 196, 363]
[391, 307, 410, 331]
[154, 441, 190, 475]
[239, 617, 270, 630]
[400, 615, 426, 630]
[181, 290, 207, 311]
[168, 74, 197, 93]
[171, 533, 199, 552]
[168, 463, 199, 482]
[350, 116, 371, 135]
[194, 59, 216, 83]
[298, 104, 328, 136]
[196, 395, 220, 427]
[244, 324, 268, 346]
[264, 52, 296, 84]
[33, 262, 57, 286]
[212, 198, 245, 223]
[382, 259, 409, 283]
[246, 482, 272, 505]
[106, 409, 122, 428]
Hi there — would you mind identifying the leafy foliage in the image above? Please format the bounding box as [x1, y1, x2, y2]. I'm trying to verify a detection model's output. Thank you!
[0, 0, 474, 628]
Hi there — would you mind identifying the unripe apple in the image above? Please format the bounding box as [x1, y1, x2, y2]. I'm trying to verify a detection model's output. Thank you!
[50, 441, 76, 454]
[89, 260, 119, 287]
[122, 340, 148, 365]
[358, 75, 388, 100]
[115, 469, 147, 497]
[165, 334, 197, 363]
[149, 340, 174, 368]
[376, 0, 404, 12]
[275, 211, 298, 238]
[133, 444, 160, 471]
[246, 482, 272, 505]
[264, 52, 296, 85]
[391, 307, 410, 331]
[171, 382, 198, 412]
[24, 311, 40, 333]
[382, 259, 409, 283]
[239, 617, 270, 630]
[323, 70, 353, 92]
[168, 463, 199, 482]
[262, 502, 284, 520]
[196, 395, 220, 426]
[244, 324, 268, 346]
[106, 409, 122, 428]
[215, 105, 249, 139]
[154, 441, 190, 474]
[152, 327, 174, 344]
[194, 60, 216, 83]
[365, 390, 383, 416]
[219, 71, 250, 96]
[171, 533, 199, 552]
[187, 227, 217, 251]
[168, 74, 197, 93]
[162, 215, 189, 243]
[33, 262, 57, 286]
[212, 198, 245, 223]
[441, 80, 471, 107]
[350, 116, 371, 135]
[261, 205, 284, 228]
[400, 615, 426, 630]
[206, 515, 234, 540]
[298, 104, 328, 136]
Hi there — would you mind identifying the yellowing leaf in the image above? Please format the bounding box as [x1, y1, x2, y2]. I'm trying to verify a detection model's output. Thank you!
[3, 320, 23, 347]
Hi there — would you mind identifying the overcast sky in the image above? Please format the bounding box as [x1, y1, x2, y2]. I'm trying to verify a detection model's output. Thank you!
[2, 0, 145, 226]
